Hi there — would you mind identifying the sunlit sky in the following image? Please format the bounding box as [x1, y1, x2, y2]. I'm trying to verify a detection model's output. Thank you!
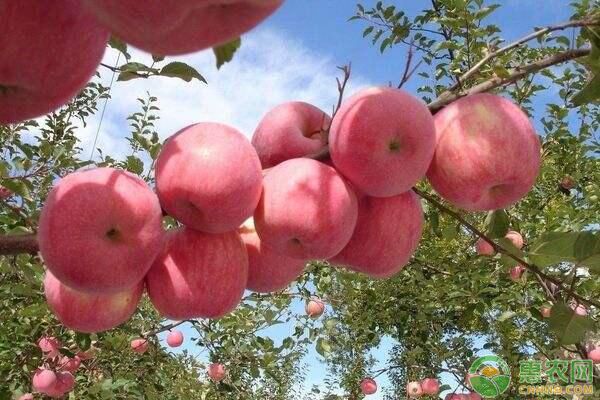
[77, 1, 578, 398]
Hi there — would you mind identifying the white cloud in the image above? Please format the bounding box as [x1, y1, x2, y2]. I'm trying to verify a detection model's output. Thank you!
[77, 27, 371, 161]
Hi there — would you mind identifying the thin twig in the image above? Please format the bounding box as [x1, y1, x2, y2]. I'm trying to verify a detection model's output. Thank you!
[446, 18, 597, 92]
[429, 48, 591, 112]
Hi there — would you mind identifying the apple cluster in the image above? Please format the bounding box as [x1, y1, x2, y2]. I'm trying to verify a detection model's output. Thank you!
[26, 336, 94, 398]
[0, 0, 282, 124]
[37, 85, 541, 339]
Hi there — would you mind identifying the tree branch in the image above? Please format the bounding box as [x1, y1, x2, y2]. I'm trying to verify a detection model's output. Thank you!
[429, 47, 591, 112]
[412, 187, 600, 309]
[0, 234, 38, 255]
[446, 18, 598, 92]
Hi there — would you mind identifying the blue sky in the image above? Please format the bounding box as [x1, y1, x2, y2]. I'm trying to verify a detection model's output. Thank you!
[79, 1, 579, 398]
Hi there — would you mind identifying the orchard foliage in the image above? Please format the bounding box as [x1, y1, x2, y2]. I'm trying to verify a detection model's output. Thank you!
[1, 1, 599, 399]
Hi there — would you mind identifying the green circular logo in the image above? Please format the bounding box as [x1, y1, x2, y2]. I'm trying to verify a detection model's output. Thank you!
[468, 355, 511, 398]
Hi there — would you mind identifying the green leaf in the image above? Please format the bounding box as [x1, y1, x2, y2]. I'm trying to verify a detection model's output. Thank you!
[484, 210, 509, 239]
[213, 38, 241, 69]
[160, 62, 206, 83]
[315, 338, 331, 357]
[528, 231, 600, 273]
[498, 311, 516, 322]
[548, 303, 594, 345]
[108, 36, 130, 60]
[571, 74, 600, 106]
[1, 178, 30, 199]
[117, 71, 144, 82]
[125, 156, 144, 175]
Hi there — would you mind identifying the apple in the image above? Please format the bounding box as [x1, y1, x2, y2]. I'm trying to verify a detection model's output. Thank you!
[427, 93, 541, 211]
[541, 306, 552, 318]
[468, 393, 483, 400]
[58, 356, 81, 372]
[572, 303, 588, 316]
[38, 336, 61, 358]
[407, 381, 423, 397]
[360, 377, 377, 395]
[331, 190, 423, 278]
[208, 363, 226, 382]
[32, 368, 57, 393]
[475, 238, 495, 256]
[588, 347, 600, 363]
[329, 86, 436, 197]
[421, 378, 440, 395]
[156, 123, 262, 234]
[445, 395, 463, 400]
[167, 330, 184, 348]
[45, 371, 75, 398]
[239, 218, 306, 293]
[18, 394, 33, 400]
[83, 0, 282, 55]
[44, 271, 144, 333]
[252, 101, 331, 168]
[146, 227, 248, 320]
[254, 158, 358, 259]
[305, 298, 325, 318]
[38, 167, 164, 294]
[505, 230, 524, 249]
[0, 1, 109, 124]
[0, 185, 12, 200]
[509, 265, 525, 282]
[131, 338, 149, 354]
[560, 176, 575, 190]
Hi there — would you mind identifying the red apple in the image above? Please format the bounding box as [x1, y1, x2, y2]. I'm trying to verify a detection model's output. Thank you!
[38, 336, 61, 358]
[560, 176, 575, 190]
[146, 227, 248, 320]
[330, 86, 436, 197]
[305, 298, 325, 318]
[156, 123, 262, 234]
[331, 190, 423, 278]
[44, 371, 75, 398]
[0, 185, 12, 200]
[167, 330, 184, 348]
[239, 218, 306, 293]
[588, 347, 600, 363]
[32, 368, 57, 393]
[509, 265, 525, 282]
[407, 381, 423, 398]
[572, 303, 588, 316]
[505, 230, 524, 249]
[541, 307, 552, 318]
[252, 101, 331, 168]
[427, 93, 541, 211]
[130, 338, 149, 354]
[208, 363, 226, 382]
[44, 271, 144, 333]
[421, 378, 440, 395]
[255, 158, 358, 259]
[0, 1, 109, 124]
[475, 238, 495, 256]
[38, 167, 164, 294]
[83, 0, 282, 55]
[58, 356, 81, 372]
[468, 393, 483, 400]
[360, 377, 377, 395]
